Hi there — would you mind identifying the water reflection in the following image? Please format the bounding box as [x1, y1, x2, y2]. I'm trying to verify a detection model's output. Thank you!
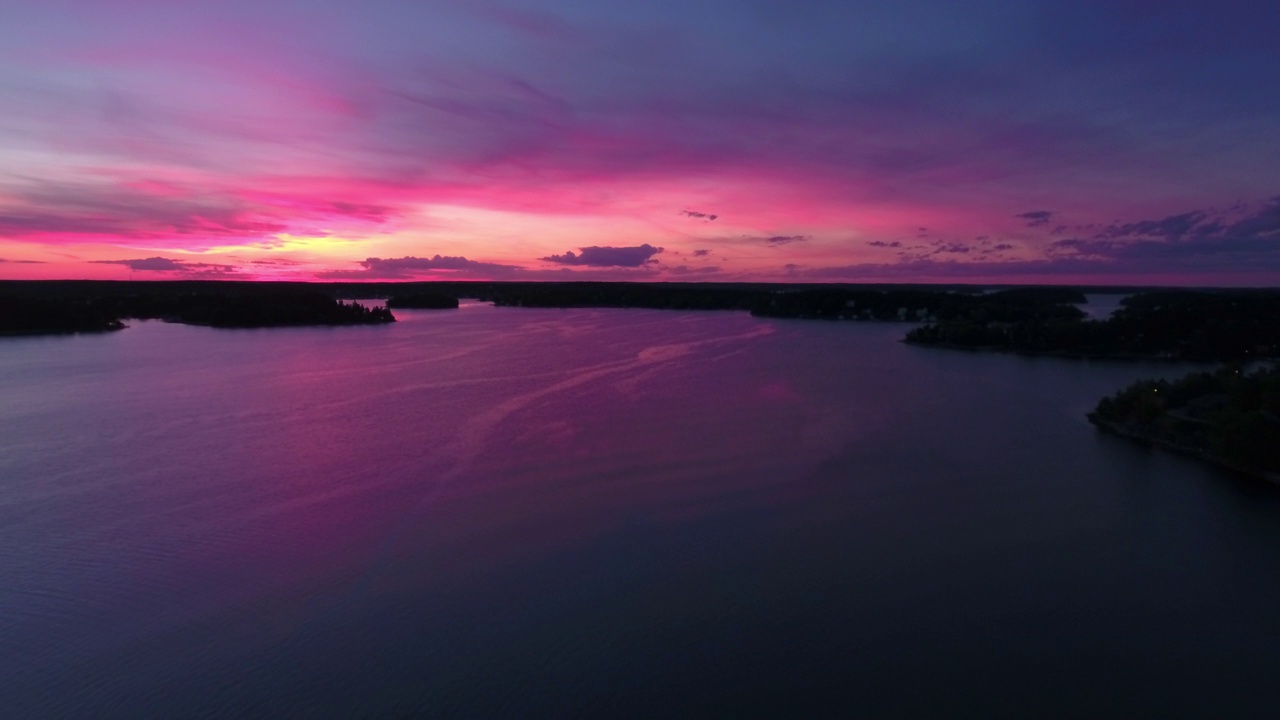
[1, 306, 1278, 718]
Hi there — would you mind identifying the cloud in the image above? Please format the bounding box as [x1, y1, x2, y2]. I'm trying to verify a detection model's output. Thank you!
[1016, 210, 1055, 227]
[665, 265, 720, 275]
[1099, 210, 1213, 240]
[868, 240, 901, 248]
[249, 258, 303, 266]
[318, 255, 522, 280]
[1043, 199, 1280, 272]
[541, 244, 663, 267]
[95, 257, 186, 272]
[3, 2, 1279, 286]
[0, 258, 46, 263]
[92, 256, 239, 275]
[692, 249, 710, 257]
[681, 210, 717, 221]
[763, 235, 808, 245]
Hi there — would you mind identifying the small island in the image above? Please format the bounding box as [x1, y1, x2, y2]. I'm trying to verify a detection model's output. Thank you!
[1089, 365, 1280, 480]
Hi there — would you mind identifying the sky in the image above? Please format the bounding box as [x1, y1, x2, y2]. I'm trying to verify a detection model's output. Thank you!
[1, 0, 1279, 285]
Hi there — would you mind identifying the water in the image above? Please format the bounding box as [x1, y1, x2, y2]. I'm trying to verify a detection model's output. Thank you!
[2, 305, 1279, 718]
[1080, 292, 1130, 319]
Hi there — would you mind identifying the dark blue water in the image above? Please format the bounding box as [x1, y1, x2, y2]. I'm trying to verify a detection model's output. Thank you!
[3, 304, 1279, 718]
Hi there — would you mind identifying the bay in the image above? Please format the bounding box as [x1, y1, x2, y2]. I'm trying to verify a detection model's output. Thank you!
[2, 304, 1279, 718]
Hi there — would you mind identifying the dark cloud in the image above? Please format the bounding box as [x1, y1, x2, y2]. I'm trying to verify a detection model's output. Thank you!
[931, 243, 971, 254]
[319, 255, 521, 280]
[1100, 210, 1212, 240]
[542, 244, 663, 267]
[681, 210, 718, 221]
[868, 241, 901, 248]
[95, 257, 185, 272]
[92, 256, 238, 275]
[666, 265, 720, 275]
[0, 258, 46, 263]
[692, 249, 710, 257]
[991, 243, 1015, 251]
[1041, 198, 1280, 272]
[737, 235, 810, 246]
[1016, 210, 1055, 227]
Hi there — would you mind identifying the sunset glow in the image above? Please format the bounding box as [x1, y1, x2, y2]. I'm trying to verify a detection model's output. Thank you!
[2, 1, 1279, 284]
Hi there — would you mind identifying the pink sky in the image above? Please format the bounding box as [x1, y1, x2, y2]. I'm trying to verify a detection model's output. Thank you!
[2, 1, 1279, 284]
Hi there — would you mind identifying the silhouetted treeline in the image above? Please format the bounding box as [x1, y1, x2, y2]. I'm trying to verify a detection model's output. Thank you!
[387, 293, 459, 309]
[906, 290, 1280, 361]
[0, 284, 393, 333]
[0, 295, 125, 335]
[102, 292, 394, 328]
[1089, 365, 1280, 477]
[750, 287, 1086, 322]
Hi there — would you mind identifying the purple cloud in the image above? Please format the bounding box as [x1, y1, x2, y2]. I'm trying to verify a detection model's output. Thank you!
[666, 265, 721, 275]
[681, 210, 718, 221]
[319, 255, 522, 280]
[1045, 199, 1280, 271]
[542, 244, 663, 267]
[763, 235, 808, 245]
[92, 256, 238, 275]
[1016, 210, 1055, 227]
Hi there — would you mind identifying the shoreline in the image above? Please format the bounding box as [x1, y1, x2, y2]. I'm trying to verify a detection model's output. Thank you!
[1087, 415, 1280, 484]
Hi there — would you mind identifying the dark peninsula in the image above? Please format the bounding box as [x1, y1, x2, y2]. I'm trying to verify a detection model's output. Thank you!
[114, 291, 395, 328]
[0, 282, 393, 333]
[0, 295, 125, 336]
[1089, 365, 1280, 481]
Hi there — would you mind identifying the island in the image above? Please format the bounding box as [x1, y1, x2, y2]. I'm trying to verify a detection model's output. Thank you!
[115, 291, 396, 328]
[1088, 365, 1280, 481]
[0, 283, 394, 333]
[905, 289, 1280, 361]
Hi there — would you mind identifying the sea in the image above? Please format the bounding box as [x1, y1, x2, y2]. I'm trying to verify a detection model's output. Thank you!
[2, 301, 1279, 718]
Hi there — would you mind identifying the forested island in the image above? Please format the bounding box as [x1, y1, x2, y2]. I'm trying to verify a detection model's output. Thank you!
[0, 283, 392, 332]
[905, 290, 1280, 361]
[1089, 366, 1280, 480]
[0, 295, 126, 335]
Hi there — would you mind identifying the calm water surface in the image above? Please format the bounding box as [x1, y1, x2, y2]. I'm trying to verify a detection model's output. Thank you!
[2, 304, 1279, 718]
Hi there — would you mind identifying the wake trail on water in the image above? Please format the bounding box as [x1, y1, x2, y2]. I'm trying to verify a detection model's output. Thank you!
[285, 321, 776, 642]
